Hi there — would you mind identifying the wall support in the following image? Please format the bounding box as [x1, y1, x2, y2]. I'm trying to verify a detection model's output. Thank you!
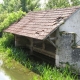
[47, 36, 57, 48]
[42, 41, 45, 49]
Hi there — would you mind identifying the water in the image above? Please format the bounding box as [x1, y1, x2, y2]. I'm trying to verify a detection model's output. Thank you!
[0, 69, 11, 80]
[0, 60, 39, 80]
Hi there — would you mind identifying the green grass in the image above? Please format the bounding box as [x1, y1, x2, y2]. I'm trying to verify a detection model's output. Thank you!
[0, 33, 78, 80]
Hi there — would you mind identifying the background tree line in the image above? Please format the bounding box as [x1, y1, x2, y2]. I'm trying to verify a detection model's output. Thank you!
[0, 0, 80, 14]
[0, 0, 40, 13]
[45, 0, 80, 9]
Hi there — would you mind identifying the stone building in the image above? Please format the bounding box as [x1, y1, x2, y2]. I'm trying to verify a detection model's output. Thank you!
[4, 6, 80, 73]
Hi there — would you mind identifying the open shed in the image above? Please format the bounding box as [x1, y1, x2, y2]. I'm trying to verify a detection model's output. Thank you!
[4, 6, 80, 73]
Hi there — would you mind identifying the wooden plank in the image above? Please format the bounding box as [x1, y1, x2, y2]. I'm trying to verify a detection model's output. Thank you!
[33, 46, 55, 58]
[50, 37, 57, 40]
[29, 38, 33, 55]
[42, 41, 45, 49]
[47, 38, 56, 48]
[26, 41, 55, 58]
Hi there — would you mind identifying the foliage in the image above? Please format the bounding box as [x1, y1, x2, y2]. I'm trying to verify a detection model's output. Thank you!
[45, 0, 80, 9]
[0, 12, 8, 23]
[71, 0, 80, 6]
[0, 0, 40, 13]
[2, 0, 21, 12]
[25, 0, 40, 12]
[40, 66, 78, 80]
[0, 10, 26, 32]
[0, 4, 4, 13]
[46, 0, 69, 9]
[0, 33, 14, 47]
[20, 0, 27, 12]
[20, 0, 40, 12]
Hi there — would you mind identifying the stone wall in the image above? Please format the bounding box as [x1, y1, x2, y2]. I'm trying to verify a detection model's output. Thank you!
[72, 48, 80, 72]
[59, 9, 80, 46]
[56, 32, 80, 73]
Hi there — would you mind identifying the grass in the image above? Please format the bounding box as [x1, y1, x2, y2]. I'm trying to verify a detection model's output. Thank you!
[0, 33, 78, 80]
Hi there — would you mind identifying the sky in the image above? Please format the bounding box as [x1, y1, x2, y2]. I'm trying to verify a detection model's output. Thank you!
[40, 0, 48, 8]
[0, 0, 3, 4]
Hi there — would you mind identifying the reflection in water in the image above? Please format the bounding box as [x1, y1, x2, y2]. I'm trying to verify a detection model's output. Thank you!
[0, 60, 39, 80]
[0, 60, 3, 66]
[0, 60, 10, 80]
[0, 69, 11, 80]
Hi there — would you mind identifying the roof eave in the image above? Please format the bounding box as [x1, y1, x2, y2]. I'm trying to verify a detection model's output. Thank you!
[43, 8, 80, 40]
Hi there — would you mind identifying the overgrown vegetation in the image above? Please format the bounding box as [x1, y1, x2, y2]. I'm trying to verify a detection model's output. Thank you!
[45, 0, 80, 9]
[0, 0, 40, 13]
[0, 12, 8, 23]
[0, 10, 25, 32]
[0, 34, 78, 80]
[0, 33, 78, 80]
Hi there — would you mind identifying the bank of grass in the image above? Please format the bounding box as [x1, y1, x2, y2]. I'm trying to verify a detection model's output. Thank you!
[0, 33, 78, 80]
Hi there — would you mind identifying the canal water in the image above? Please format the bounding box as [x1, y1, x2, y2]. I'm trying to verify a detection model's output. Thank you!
[0, 60, 39, 80]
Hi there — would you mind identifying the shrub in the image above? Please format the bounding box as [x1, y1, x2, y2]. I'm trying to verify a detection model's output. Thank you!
[0, 10, 26, 32]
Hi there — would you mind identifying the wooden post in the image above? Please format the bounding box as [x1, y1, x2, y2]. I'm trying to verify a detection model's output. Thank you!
[30, 38, 33, 55]
[42, 41, 45, 50]
[15, 35, 19, 47]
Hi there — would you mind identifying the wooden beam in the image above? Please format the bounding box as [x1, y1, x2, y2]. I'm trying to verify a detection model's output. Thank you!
[47, 39, 56, 48]
[33, 46, 55, 58]
[29, 38, 33, 55]
[26, 43, 55, 58]
[49, 37, 57, 40]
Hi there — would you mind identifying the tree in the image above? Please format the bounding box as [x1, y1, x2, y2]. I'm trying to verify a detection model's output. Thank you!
[71, 0, 80, 6]
[45, 0, 80, 9]
[0, 0, 40, 13]
[45, 0, 69, 9]
[20, 0, 27, 12]
[2, 0, 21, 12]
[20, 0, 40, 12]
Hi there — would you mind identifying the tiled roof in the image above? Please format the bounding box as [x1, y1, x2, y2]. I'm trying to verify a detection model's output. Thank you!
[4, 6, 80, 40]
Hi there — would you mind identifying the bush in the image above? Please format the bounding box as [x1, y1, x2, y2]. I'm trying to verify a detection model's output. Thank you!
[0, 12, 8, 23]
[0, 10, 26, 32]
